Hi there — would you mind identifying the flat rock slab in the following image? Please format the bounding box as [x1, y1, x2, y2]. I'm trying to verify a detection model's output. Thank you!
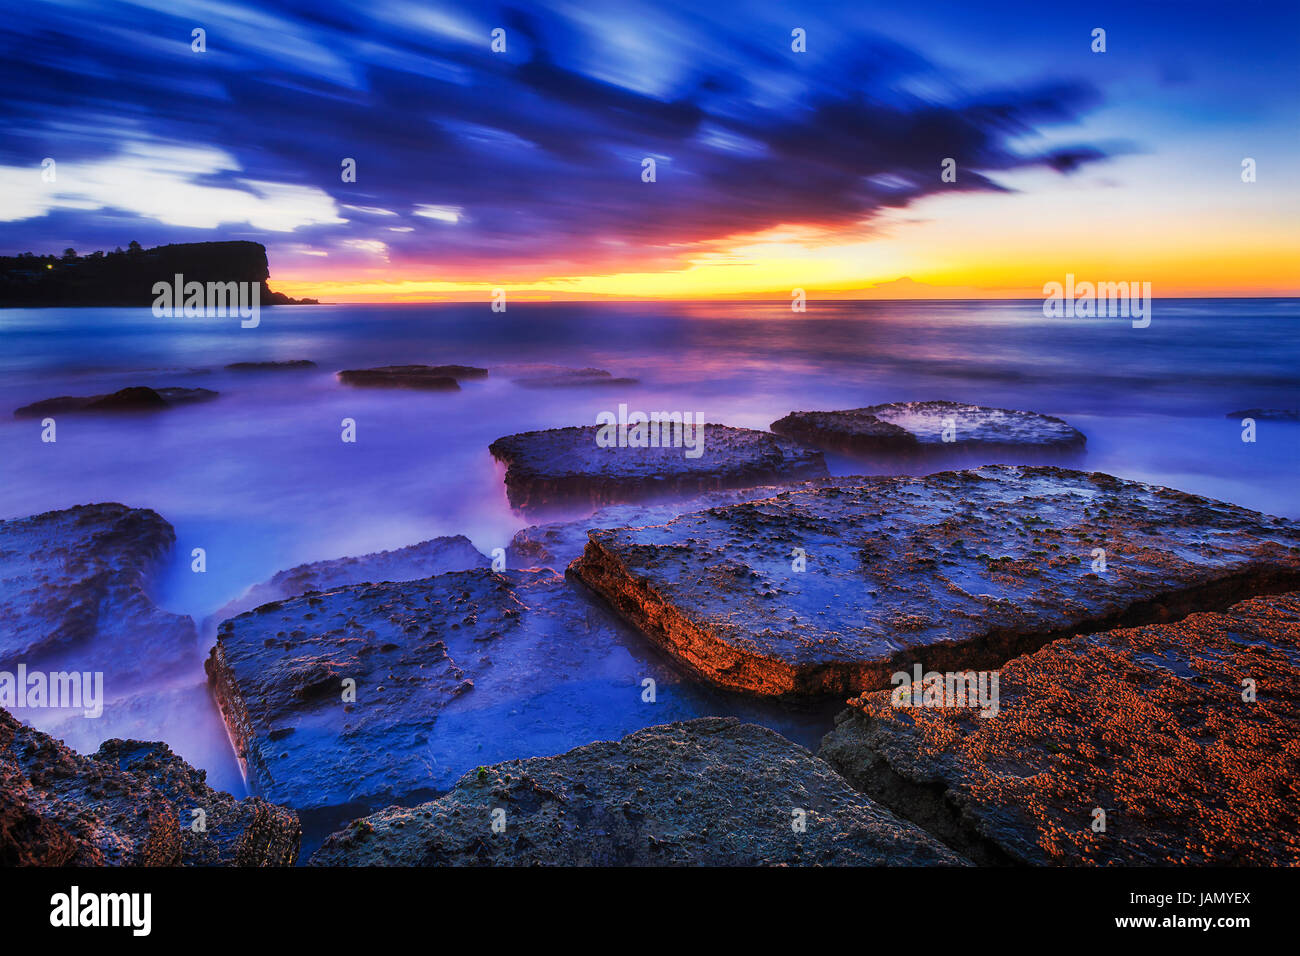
[820, 591, 1300, 865]
[308, 717, 966, 866]
[0, 503, 198, 684]
[336, 365, 486, 390]
[14, 386, 218, 418]
[206, 569, 798, 817]
[225, 360, 316, 371]
[211, 534, 489, 626]
[570, 465, 1300, 697]
[508, 477, 865, 571]
[0, 706, 299, 866]
[489, 424, 828, 512]
[771, 401, 1085, 461]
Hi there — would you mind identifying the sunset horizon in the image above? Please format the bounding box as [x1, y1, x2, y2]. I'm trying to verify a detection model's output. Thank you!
[5, 1, 1297, 303]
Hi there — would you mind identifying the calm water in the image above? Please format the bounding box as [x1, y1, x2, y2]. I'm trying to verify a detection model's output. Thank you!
[2, 298, 1297, 796]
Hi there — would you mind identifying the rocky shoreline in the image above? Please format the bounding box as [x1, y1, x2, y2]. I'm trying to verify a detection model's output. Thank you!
[5, 399, 1299, 867]
[1, 707, 299, 865]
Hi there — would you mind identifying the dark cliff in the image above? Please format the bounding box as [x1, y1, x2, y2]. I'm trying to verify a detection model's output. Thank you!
[0, 241, 317, 307]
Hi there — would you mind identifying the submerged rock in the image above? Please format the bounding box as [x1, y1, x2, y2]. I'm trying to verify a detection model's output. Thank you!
[505, 365, 639, 388]
[0, 504, 209, 781]
[0, 503, 198, 683]
[14, 386, 218, 418]
[205, 569, 760, 816]
[1227, 408, 1300, 422]
[770, 401, 1085, 461]
[336, 365, 487, 390]
[570, 465, 1300, 697]
[308, 717, 966, 866]
[820, 591, 1300, 865]
[0, 706, 299, 866]
[225, 360, 316, 371]
[489, 424, 828, 512]
[210, 534, 489, 626]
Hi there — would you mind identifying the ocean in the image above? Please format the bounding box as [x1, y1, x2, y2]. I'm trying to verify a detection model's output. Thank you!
[2, 297, 1297, 799]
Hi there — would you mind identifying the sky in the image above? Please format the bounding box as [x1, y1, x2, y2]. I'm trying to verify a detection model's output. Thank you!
[2, 0, 1297, 300]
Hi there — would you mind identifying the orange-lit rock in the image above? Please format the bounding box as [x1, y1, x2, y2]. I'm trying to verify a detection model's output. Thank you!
[820, 590, 1300, 865]
[570, 465, 1300, 697]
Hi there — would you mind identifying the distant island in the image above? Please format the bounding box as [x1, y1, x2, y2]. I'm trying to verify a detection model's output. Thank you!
[0, 240, 319, 307]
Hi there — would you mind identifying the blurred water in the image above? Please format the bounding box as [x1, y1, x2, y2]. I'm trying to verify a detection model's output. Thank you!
[1, 298, 1296, 796]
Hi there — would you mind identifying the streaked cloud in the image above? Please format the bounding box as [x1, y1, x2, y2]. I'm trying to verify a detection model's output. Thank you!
[3, 0, 1295, 296]
[413, 204, 463, 223]
[0, 143, 344, 231]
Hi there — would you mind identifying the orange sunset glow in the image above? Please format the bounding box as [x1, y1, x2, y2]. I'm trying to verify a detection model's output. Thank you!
[271, 185, 1300, 302]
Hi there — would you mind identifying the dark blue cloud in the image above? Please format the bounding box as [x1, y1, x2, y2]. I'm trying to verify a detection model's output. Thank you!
[0, 0, 1125, 269]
